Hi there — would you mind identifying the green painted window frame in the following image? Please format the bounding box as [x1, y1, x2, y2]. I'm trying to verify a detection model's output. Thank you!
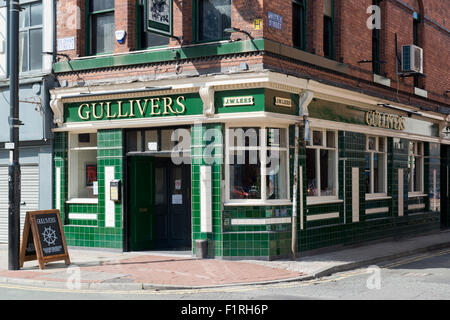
[135, 0, 170, 50]
[192, 0, 231, 44]
[365, 136, 388, 196]
[85, 0, 115, 56]
[292, 0, 307, 51]
[323, 0, 335, 60]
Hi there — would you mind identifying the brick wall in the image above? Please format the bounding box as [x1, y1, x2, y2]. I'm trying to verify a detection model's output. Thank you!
[55, 0, 449, 107]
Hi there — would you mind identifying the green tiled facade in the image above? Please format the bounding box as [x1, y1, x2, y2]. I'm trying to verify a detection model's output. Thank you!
[54, 129, 124, 249]
[52, 89, 448, 260]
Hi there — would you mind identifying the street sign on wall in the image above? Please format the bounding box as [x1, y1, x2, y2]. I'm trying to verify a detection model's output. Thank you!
[145, 0, 173, 36]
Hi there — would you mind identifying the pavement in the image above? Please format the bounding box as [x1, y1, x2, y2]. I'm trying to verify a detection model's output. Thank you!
[0, 229, 449, 291]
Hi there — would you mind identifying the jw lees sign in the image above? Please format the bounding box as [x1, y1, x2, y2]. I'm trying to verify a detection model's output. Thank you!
[77, 96, 187, 121]
[365, 110, 406, 131]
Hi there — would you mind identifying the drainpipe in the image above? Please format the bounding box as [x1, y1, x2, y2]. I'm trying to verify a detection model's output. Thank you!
[292, 90, 314, 260]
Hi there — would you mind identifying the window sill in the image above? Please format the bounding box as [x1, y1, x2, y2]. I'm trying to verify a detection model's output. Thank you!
[408, 193, 428, 198]
[66, 198, 98, 205]
[224, 200, 292, 207]
[307, 197, 342, 206]
[365, 194, 391, 201]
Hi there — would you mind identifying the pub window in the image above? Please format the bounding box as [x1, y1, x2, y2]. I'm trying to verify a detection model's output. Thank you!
[323, 0, 334, 59]
[408, 141, 424, 193]
[365, 136, 387, 195]
[292, 0, 306, 50]
[68, 133, 98, 200]
[88, 0, 115, 55]
[226, 126, 290, 203]
[196, 0, 231, 42]
[137, 1, 170, 49]
[306, 129, 338, 198]
[19, 1, 43, 72]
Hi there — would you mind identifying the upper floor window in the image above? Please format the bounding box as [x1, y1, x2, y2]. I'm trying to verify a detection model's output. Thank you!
[323, 0, 334, 59]
[306, 129, 338, 198]
[196, 0, 231, 42]
[365, 136, 387, 195]
[292, 0, 306, 50]
[137, 1, 170, 49]
[408, 141, 424, 193]
[19, 1, 43, 72]
[88, 0, 115, 55]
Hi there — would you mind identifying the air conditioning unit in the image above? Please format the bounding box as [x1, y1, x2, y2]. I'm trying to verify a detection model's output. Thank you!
[401, 44, 423, 74]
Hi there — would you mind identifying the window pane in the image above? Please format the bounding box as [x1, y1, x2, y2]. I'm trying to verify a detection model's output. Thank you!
[199, 0, 231, 41]
[292, 2, 305, 49]
[374, 153, 385, 193]
[323, 15, 333, 58]
[143, 31, 170, 48]
[378, 138, 385, 152]
[365, 153, 371, 193]
[320, 149, 336, 196]
[408, 156, 414, 192]
[229, 127, 259, 148]
[19, 5, 30, 28]
[313, 131, 323, 146]
[90, 0, 114, 12]
[30, 28, 42, 70]
[145, 130, 159, 151]
[306, 148, 317, 196]
[414, 156, 422, 191]
[92, 13, 115, 54]
[127, 130, 142, 152]
[368, 137, 376, 151]
[19, 31, 29, 72]
[267, 128, 286, 148]
[266, 151, 288, 200]
[155, 167, 167, 205]
[161, 129, 174, 151]
[326, 131, 335, 148]
[30, 2, 43, 26]
[230, 150, 261, 200]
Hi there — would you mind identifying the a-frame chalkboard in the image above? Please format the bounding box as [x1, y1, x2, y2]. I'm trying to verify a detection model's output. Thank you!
[20, 210, 70, 270]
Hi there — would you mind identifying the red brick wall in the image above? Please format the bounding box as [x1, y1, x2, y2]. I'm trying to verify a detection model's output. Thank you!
[55, 0, 449, 107]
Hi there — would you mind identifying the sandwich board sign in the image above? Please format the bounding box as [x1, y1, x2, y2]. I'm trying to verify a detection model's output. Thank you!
[20, 210, 70, 270]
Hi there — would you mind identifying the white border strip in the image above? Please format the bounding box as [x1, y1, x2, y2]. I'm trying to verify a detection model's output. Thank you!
[231, 217, 292, 226]
[306, 212, 340, 222]
[365, 207, 389, 215]
[408, 203, 426, 210]
[68, 214, 98, 220]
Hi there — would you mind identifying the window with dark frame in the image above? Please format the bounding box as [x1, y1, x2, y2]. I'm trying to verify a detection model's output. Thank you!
[372, 0, 382, 75]
[138, 1, 170, 49]
[197, 0, 231, 42]
[88, 0, 115, 55]
[323, 0, 334, 59]
[18, 1, 43, 72]
[365, 136, 387, 195]
[292, 0, 306, 50]
[408, 141, 424, 193]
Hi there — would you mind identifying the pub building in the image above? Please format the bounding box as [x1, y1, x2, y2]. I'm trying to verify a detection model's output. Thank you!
[50, 72, 450, 259]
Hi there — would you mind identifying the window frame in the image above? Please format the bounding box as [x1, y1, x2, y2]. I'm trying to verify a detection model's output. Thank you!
[86, 0, 115, 56]
[323, 0, 335, 60]
[193, 0, 232, 44]
[224, 124, 291, 206]
[292, 0, 307, 51]
[408, 140, 424, 195]
[136, 0, 170, 50]
[18, 0, 43, 74]
[365, 136, 388, 198]
[305, 128, 339, 202]
[68, 132, 99, 203]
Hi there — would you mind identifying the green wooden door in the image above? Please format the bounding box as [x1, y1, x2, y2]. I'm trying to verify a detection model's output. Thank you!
[129, 156, 155, 250]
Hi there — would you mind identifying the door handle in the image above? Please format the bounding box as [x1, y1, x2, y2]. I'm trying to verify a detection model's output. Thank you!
[20, 201, 26, 206]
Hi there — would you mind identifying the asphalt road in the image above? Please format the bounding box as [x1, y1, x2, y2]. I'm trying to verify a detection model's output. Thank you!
[0, 248, 449, 301]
